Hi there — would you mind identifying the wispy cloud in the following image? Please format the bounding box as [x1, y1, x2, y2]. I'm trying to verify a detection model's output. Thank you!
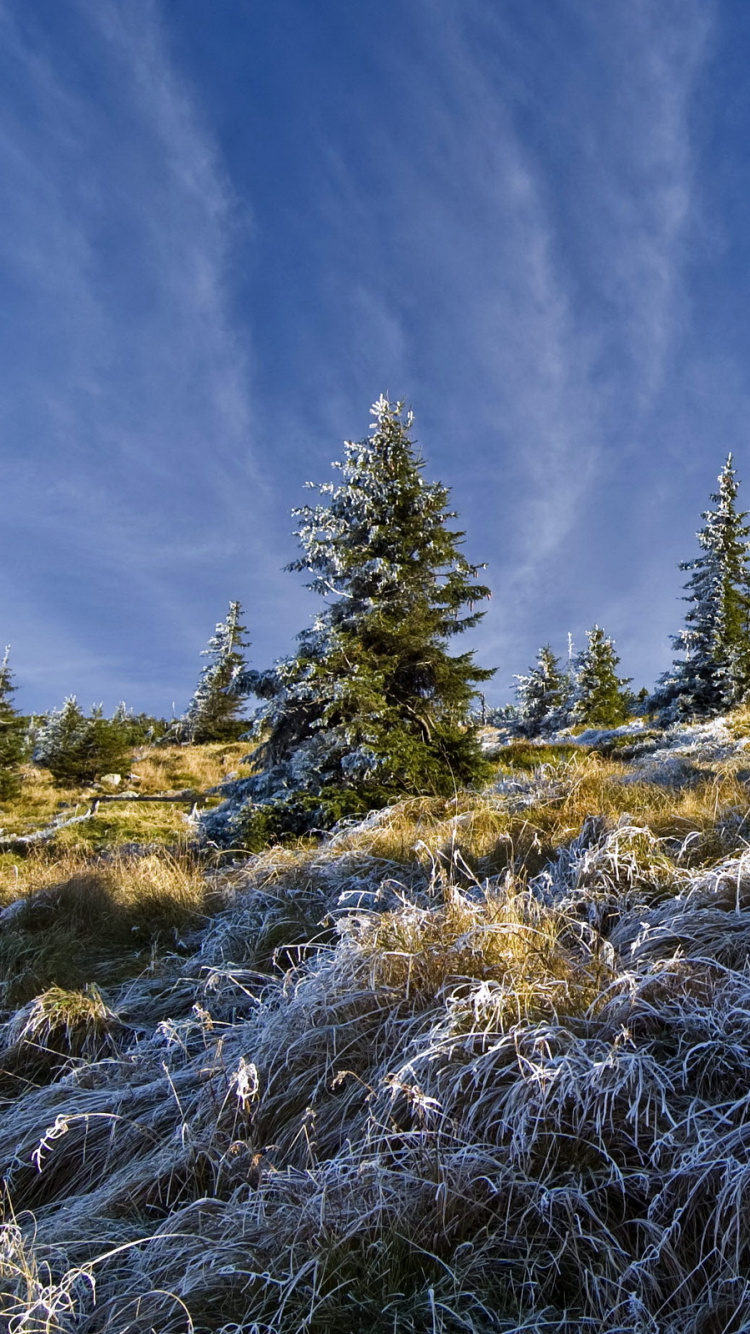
[570, 0, 712, 408]
[292, 0, 712, 684]
[463, 0, 713, 672]
[0, 0, 294, 708]
[0, 0, 719, 710]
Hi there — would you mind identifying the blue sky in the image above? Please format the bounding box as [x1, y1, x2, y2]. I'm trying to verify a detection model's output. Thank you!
[1, 0, 748, 714]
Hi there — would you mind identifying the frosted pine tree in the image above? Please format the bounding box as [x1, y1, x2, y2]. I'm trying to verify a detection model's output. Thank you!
[32, 697, 88, 775]
[514, 645, 571, 736]
[570, 626, 631, 728]
[32, 698, 131, 784]
[652, 456, 750, 719]
[204, 397, 493, 845]
[0, 647, 25, 799]
[179, 602, 250, 743]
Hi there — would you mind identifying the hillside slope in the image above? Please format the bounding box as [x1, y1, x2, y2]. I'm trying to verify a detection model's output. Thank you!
[4, 718, 750, 1330]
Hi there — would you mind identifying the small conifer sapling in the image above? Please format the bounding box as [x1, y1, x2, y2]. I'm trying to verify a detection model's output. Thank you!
[32, 698, 132, 785]
[179, 601, 250, 743]
[570, 626, 631, 729]
[514, 645, 571, 737]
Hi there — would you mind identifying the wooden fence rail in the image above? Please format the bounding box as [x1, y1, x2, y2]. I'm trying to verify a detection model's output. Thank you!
[0, 789, 213, 852]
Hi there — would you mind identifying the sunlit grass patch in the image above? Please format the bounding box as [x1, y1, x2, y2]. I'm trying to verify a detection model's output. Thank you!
[330, 759, 634, 876]
[0, 763, 85, 836]
[11, 983, 121, 1056]
[0, 984, 127, 1095]
[0, 742, 254, 849]
[725, 704, 750, 738]
[351, 883, 606, 1023]
[52, 805, 191, 847]
[129, 740, 252, 794]
[493, 740, 582, 769]
[328, 752, 750, 893]
[0, 846, 212, 1005]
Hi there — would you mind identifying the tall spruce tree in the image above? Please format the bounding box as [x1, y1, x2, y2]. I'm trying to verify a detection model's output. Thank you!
[514, 645, 571, 736]
[179, 602, 250, 742]
[204, 397, 493, 844]
[0, 647, 25, 799]
[570, 626, 631, 728]
[652, 456, 750, 719]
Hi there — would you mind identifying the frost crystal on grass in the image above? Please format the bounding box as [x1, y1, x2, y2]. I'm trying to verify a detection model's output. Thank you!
[7, 716, 750, 1329]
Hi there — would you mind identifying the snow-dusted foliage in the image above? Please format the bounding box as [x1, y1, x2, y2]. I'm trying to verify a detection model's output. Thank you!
[177, 601, 249, 743]
[31, 698, 131, 784]
[653, 454, 750, 720]
[514, 644, 572, 736]
[569, 624, 631, 728]
[32, 698, 87, 771]
[0, 647, 24, 798]
[484, 701, 518, 727]
[202, 397, 493, 845]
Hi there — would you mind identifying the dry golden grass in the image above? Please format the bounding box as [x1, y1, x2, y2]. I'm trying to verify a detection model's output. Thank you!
[0, 762, 92, 834]
[5, 721, 750, 1328]
[0, 841, 207, 910]
[129, 739, 252, 793]
[726, 703, 750, 737]
[1, 984, 125, 1090]
[14, 983, 119, 1049]
[334, 751, 750, 877]
[352, 883, 607, 1024]
[0, 741, 253, 848]
[0, 845, 214, 1005]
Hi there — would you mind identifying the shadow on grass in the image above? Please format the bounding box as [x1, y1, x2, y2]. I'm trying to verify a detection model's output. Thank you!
[0, 854, 212, 1007]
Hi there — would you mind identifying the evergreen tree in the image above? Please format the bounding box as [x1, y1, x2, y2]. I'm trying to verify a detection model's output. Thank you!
[111, 704, 170, 745]
[514, 645, 571, 736]
[570, 626, 631, 728]
[179, 601, 250, 742]
[32, 698, 132, 784]
[0, 647, 25, 800]
[205, 397, 493, 844]
[652, 456, 750, 719]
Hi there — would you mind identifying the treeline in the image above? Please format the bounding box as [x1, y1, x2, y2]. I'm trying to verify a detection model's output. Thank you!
[508, 454, 750, 736]
[0, 677, 169, 795]
[508, 627, 636, 737]
[0, 602, 250, 791]
[2, 401, 750, 844]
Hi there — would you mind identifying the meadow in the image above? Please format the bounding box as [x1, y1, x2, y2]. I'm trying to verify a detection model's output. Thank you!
[3, 719, 750, 1329]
